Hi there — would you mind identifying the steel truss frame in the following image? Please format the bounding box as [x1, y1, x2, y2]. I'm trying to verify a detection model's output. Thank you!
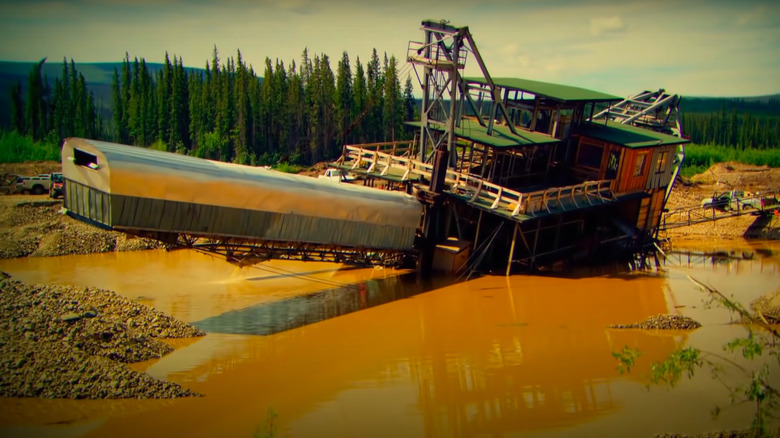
[127, 231, 414, 267]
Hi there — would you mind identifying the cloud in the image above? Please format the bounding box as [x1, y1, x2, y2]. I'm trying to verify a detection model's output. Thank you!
[589, 16, 625, 36]
[737, 4, 766, 26]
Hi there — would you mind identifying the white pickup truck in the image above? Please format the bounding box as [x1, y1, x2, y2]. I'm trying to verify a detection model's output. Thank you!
[16, 174, 51, 195]
[317, 169, 355, 183]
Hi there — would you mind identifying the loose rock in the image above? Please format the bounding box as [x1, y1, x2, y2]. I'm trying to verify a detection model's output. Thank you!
[0, 273, 205, 399]
[610, 314, 702, 330]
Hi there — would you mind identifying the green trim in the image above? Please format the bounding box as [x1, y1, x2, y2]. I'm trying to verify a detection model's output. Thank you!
[406, 119, 560, 148]
[465, 77, 620, 102]
[577, 121, 690, 148]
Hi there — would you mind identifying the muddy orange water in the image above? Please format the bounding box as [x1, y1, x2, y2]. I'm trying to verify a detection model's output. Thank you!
[1, 240, 779, 438]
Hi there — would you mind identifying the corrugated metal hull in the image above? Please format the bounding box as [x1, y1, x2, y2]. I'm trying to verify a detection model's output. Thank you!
[64, 179, 418, 250]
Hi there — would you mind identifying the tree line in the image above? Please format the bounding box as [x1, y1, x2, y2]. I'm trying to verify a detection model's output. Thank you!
[682, 104, 780, 150]
[6, 47, 418, 166]
[8, 58, 102, 147]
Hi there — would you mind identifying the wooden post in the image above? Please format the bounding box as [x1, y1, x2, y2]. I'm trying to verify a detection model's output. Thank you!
[506, 222, 519, 276]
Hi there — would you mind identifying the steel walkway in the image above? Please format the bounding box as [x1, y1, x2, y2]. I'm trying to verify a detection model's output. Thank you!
[332, 142, 617, 224]
[659, 199, 780, 231]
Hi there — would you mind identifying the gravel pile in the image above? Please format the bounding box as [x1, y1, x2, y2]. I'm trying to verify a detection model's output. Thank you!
[610, 314, 702, 330]
[0, 197, 163, 259]
[0, 272, 205, 399]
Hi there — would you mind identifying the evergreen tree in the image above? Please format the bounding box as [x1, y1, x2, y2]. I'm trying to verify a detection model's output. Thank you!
[233, 50, 251, 163]
[273, 59, 289, 156]
[403, 75, 416, 122]
[352, 58, 367, 143]
[111, 67, 125, 142]
[187, 69, 204, 151]
[286, 60, 307, 163]
[157, 52, 172, 147]
[170, 56, 189, 152]
[9, 80, 24, 133]
[382, 55, 403, 141]
[25, 58, 48, 140]
[366, 49, 384, 142]
[119, 54, 132, 144]
[335, 51, 353, 144]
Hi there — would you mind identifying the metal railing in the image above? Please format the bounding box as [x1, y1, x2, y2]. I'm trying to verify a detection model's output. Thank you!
[660, 197, 780, 231]
[338, 145, 615, 218]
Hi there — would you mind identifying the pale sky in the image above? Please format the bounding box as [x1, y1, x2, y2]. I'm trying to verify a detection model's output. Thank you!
[1, 0, 778, 98]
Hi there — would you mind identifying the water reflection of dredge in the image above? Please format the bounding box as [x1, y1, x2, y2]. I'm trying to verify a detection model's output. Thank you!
[60, 20, 687, 274]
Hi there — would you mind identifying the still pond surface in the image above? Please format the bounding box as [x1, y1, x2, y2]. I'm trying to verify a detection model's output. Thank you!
[0, 239, 778, 438]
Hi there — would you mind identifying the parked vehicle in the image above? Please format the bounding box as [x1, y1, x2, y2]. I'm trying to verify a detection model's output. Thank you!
[701, 190, 778, 211]
[49, 173, 64, 199]
[0, 173, 21, 194]
[16, 174, 51, 195]
[317, 168, 355, 183]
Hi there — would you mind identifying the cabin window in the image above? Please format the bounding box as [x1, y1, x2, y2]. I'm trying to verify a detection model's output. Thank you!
[655, 151, 669, 173]
[73, 149, 99, 169]
[605, 150, 620, 179]
[577, 142, 603, 169]
[634, 153, 648, 177]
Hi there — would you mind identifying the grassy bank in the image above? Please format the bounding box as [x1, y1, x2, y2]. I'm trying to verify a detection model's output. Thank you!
[680, 143, 780, 177]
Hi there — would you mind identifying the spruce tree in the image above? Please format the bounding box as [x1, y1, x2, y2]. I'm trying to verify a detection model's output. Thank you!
[335, 51, 353, 144]
[25, 58, 48, 140]
[9, 80, 24, 133]
[352, 58, 367, 143]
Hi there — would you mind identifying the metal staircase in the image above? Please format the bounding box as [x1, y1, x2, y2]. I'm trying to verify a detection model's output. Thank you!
[592, 89, 685, 204]
[592, 89, 682, 137]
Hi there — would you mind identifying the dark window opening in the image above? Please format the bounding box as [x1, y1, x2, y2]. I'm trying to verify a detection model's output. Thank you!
[634, 154, 647, 177]
[74, 149, 98, 169]
[577, 142, 604, 169]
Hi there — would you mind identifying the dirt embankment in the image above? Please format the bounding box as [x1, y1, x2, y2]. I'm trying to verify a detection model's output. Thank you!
[662, 162, 780, 241]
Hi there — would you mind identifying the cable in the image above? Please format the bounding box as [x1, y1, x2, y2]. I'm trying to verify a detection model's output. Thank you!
[243, 262, 356, 288]
[457, 221, 505, 281]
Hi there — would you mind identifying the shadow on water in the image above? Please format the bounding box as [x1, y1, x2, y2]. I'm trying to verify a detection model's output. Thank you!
[192, 272, 455, 335]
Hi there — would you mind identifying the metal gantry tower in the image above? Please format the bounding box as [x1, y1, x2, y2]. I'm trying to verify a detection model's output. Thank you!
[406, 19, 518, 172]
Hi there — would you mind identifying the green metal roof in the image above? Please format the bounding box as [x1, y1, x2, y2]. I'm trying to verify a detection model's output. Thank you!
[577, 121, 690, 148]
[406, 119, 560, 148]
[465, 77, 621, 103]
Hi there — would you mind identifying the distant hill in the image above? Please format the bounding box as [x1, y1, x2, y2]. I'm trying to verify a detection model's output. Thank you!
[0, 60, 206, 126]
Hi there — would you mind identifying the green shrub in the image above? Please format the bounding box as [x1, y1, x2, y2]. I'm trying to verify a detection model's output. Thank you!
[273, 162, 304, 174]
[682, 143, 780, 174]
[0, 130, 61, 163]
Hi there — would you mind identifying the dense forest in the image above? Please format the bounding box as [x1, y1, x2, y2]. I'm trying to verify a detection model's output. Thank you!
[681, 102, 780, 150]
[3, 47, 417, 167]
[3, 51, 779, 170]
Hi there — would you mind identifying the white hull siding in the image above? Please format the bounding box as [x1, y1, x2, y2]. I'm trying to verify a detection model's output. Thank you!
[61, 138, 422, 250]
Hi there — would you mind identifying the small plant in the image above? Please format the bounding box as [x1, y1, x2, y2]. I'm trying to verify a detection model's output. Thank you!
[612, 277, 780, 437]
[255, 407, 278, 438]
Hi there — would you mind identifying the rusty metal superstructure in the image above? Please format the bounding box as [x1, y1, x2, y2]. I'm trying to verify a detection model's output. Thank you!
[329, 20, 689, 274]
